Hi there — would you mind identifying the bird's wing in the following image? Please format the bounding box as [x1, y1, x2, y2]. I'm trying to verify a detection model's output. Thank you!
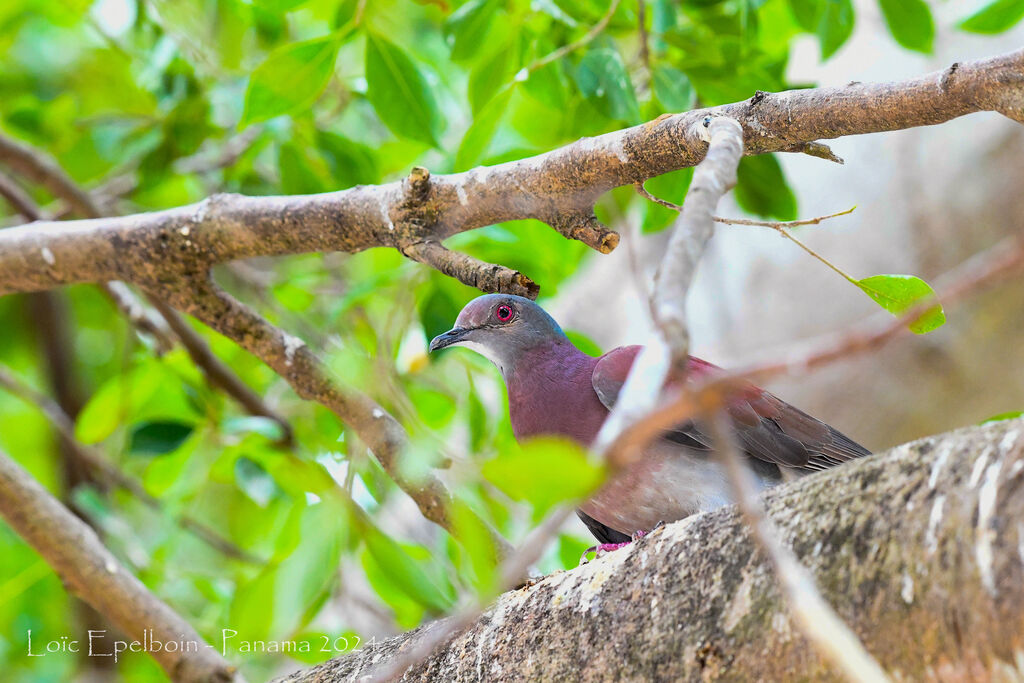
[591, 346, 869, 472]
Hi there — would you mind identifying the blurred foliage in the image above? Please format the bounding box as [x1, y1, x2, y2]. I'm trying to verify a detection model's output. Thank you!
[0, 0, 1019, 680]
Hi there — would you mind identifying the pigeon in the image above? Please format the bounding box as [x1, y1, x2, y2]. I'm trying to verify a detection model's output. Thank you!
[429, 294, 870, 548]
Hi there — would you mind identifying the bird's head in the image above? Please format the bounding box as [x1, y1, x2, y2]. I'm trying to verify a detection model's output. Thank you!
[428, 294, 567, 375]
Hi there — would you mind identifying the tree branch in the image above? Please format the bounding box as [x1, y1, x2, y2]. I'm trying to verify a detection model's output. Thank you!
[0, 135, 293, 442]
[0, 447, 244, 683]
[150, 277, 512, 558]
[276, 418, 1024, 682]
[0, 48, 1019, 296]
[0, 363, 264, 565]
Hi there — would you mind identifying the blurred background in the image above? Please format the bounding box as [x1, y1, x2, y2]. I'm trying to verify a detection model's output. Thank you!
[0, 0, 1022, 680]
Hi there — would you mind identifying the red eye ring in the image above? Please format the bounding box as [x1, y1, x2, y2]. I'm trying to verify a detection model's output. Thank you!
[495, 305, 514, 322]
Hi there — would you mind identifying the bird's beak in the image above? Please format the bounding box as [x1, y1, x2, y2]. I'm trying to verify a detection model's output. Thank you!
[429, 327, 471, 352]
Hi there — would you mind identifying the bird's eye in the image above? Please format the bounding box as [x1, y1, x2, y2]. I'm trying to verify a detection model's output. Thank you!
[495, 305, 514, 322]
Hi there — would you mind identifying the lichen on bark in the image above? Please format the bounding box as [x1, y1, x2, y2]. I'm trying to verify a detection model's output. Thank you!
[276, 418, 1024, 682]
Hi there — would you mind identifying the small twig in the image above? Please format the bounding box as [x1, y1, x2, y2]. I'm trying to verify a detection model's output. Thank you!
[0, 364, 265, 565]
[517, 0, 623, 79]
[636, 0, 651, 93]
[782, 141, 845, 164]
[712, 205, 857, 228]
[636, 183, 862, 286]
[402, 240, 539, 299]
[737, 234, 1024, 383]
[703, 410, 890, 682]
[154, 278, 513, 560]
[0, 134, 293, 439]
[622, 115, 888, 680]
[0, 446, 244, 683]
[149, 298, 295, 446]
[652, 117, 744, 369]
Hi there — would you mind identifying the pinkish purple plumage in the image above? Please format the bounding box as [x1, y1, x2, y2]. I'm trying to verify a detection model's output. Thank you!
[430, 294, 871, 545]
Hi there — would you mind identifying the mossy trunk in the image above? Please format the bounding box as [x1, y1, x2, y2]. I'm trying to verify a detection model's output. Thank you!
[278, 419, 1024, 682]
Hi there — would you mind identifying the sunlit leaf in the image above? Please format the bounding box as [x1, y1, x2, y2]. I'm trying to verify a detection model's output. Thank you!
[254, 0, 310, 12]
[639, 168, 692, 233]
[456, 86, 512, 171]
[445, 0, 499, 62]
[129, 420, 194, 456]
[877, 0, 934, 53]
[818, 0, 854, 59]
[241, 35, 342, 126]
[652, 65, 695, 112]
[361, 520, 455, 612]
[735, 154, 797, 220]
[573, 45, 640, 124]
[468, 39, 518, 114]
[365, 33, 441, 147]
[788, 0, 822, 31]
[856, 274, 945, 334]
[959, 0, 1024, 33]
[482, 437, 606, 520]
[981, 411, 1024, 424]
[565, 330, 603, 357]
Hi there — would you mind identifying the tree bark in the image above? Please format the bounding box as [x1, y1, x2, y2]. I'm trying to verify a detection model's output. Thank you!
[276, 417, 1024, 682]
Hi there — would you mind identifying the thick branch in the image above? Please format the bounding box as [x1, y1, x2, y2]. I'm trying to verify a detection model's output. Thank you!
[0, 447, 243, 683]
[0, 49, 1019, 295]
[653, 116, 742, 368]
[277, 418, 1024, 682]
[0, 136, 292, 441]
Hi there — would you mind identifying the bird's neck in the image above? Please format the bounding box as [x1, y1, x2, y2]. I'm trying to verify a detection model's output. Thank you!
[504, 340, 607, 445]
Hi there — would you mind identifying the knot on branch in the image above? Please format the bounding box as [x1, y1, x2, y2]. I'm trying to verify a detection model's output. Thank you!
[550, 211, 619, 254]
[401, 240, 539, 299]
[390, 166, 440, 240]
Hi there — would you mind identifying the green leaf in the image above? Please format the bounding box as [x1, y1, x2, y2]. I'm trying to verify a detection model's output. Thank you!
[981, 411, 1024, 424]
[482, 437, 605, 520]
[652, 65, 695, 112]
[455, 86, 512, 170]
[573, 46, 640, 124]
[450, 498, 499, 594]
[316, 132, 380, 188]
[365, 33, 441, 147]
[468, 39, 519, 114]
[788, 0, 822, 31]
[565, 330, 602, 357]
[361, 521, 455, 612]
[278, 141, 331, 195]
[241, 35, 342, 126]
[959, 0, 1024, 33]
[129, 420, 194, 456]
[75, 359, 198, 444]
[639, 168, 692, 233]
[254, 0, 310, 13]
[877, 0, 934, 53]
[855, 274, 946, 334]
[445, 0, 499, 62]
[234, 456, 284, 507]
[734, 155, 797, 220]
[818, 0, 854, 59]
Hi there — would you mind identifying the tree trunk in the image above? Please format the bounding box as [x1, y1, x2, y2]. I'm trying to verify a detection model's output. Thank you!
[277, 418, 1024, 682]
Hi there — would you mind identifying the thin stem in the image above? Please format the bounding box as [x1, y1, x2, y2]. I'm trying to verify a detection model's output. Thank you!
[635, 182, 861, 283]
[520, 0, 622, 78]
